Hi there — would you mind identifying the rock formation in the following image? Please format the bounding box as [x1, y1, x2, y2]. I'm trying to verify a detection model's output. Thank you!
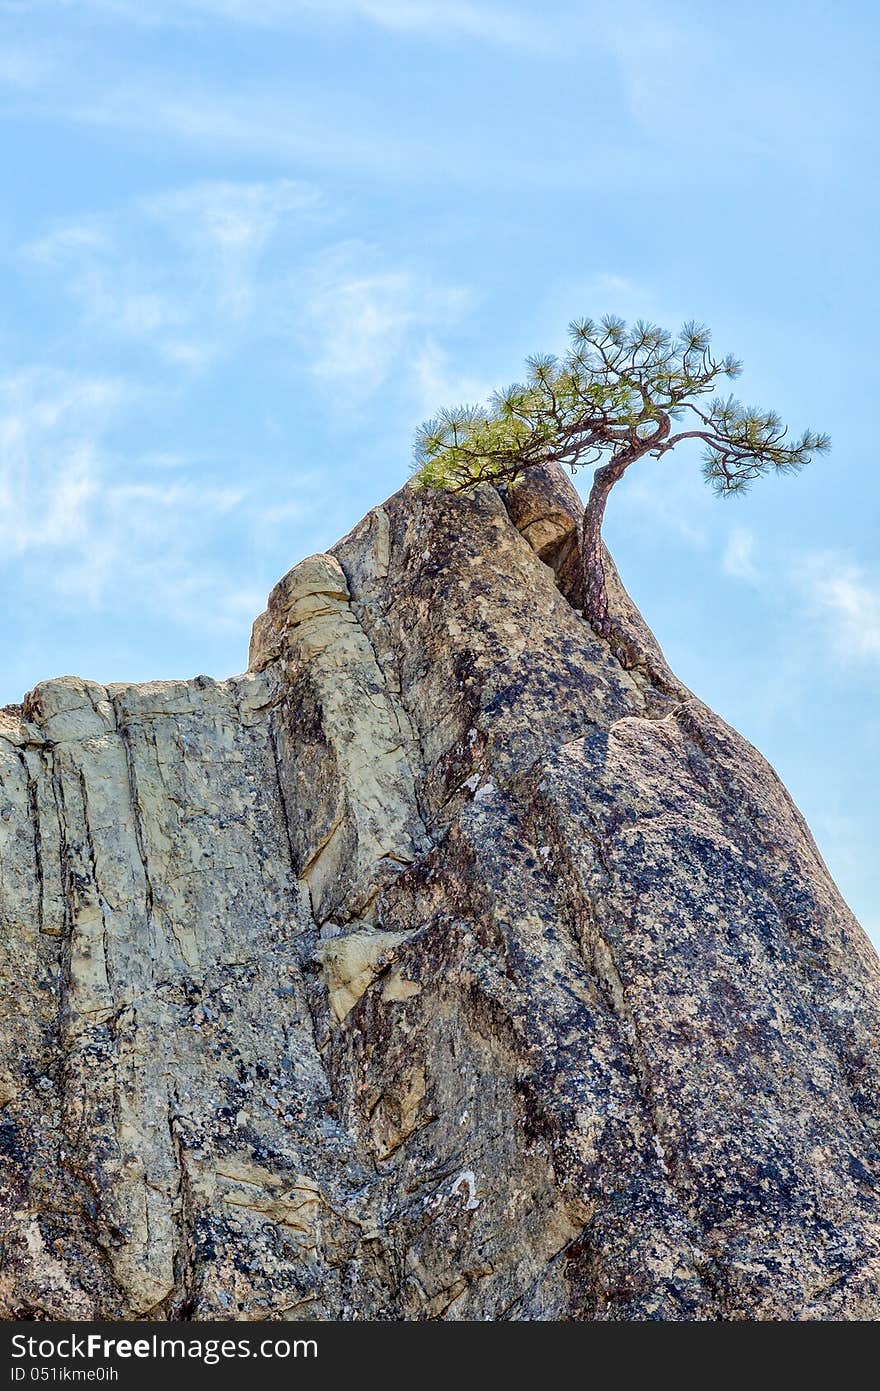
[1, 464, 879, 1321]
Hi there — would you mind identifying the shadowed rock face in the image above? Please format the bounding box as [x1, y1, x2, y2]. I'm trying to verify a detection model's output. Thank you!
[1, 464, 879, 1321]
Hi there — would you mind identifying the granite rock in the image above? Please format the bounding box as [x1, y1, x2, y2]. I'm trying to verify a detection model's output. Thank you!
[1, 465, 879, 1320]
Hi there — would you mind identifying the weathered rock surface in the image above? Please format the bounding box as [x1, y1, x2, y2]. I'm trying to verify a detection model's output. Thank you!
[2, 465, 879, 1321]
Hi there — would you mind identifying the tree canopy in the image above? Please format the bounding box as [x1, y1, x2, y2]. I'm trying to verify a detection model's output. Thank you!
[413, 316, 828, 497]
[412, 315, 829, 666]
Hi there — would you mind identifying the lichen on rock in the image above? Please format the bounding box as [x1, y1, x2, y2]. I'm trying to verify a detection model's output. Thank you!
[1, 465, 879, 1321]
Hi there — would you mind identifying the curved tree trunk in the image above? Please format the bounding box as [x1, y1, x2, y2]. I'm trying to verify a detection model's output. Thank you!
[581, 462, 619, 635]
[579, 429, 672, 679]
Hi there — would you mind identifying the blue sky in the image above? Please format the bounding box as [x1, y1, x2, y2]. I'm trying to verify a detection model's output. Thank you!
[2, 0, 878, 943]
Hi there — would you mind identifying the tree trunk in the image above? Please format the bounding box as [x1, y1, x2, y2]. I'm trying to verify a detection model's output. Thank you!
[581, 463, 618, 635]
[579, 432, 674, 683]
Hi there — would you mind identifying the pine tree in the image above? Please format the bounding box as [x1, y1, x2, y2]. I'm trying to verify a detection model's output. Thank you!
[413, 316, 828, 665]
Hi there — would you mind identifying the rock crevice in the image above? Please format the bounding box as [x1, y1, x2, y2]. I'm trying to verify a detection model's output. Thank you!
[1, 465, 879, 1320]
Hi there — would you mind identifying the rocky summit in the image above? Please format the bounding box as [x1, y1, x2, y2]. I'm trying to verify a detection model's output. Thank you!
[1, 464, 879, 1321]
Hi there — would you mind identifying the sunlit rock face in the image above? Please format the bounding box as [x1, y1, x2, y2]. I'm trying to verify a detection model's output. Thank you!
[2, 464, 879, 1321]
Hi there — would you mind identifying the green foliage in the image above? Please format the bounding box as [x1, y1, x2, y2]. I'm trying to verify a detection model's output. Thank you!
[412, 315, 829, 496]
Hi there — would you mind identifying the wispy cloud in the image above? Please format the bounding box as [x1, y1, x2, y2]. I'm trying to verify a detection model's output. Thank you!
[54, 78, 452, 184]
[25, 221, 112, 263]
[410, 340, 495, 417]
[0, 371, 122, 558]
[0, 368, 300, 631]
[198, 0, 549, 48]
[798, 554, 880, 662]
[23, 188, 471, 411]
[0, 45, 56, 89]
[613, 455, 711, 548]
[141, 178, 324, 324]
[295, 242, 471, 403]
[22, 178, 327, 368]
[589, 272, 647, 301]
[594, 5, 711, 137]
[720, 537, 880, 666]
[592, 0, 853, 175]
[723, 526, 760, 582]
[140, 178, 321, 255]
[0, 36, 671, 195]
[49, 0, 551, 49]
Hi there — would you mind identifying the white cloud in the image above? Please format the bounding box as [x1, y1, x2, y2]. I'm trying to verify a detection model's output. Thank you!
[61, 80, 451, 185]
[22, 178, 325, 367]
[144, 178, 324, 323]
[202, 0, 548, 48]
[23, 192, 473, 413]
[296, 243, 471, 402]
[410, 341, 495, 417]
[613, 457, 711, 548]
[140, 178, 321, 255]
[0, 368, 286, 631]
[1, 38, 620, 194]
[723, 526, 759, 582]
[25, 222, 113, 264]
[799, 554, 880, 662]
[592, 0, 843, 174]
[159, 339, 217, 370]
[594, 5, 710, 135]
[76, 270, 186, 336]
[588, 272, 649, 305]
[0, 372, 121, 557]
[0, 45, 56, 89]
[55, 0, 550, 49]
[25, 219, 190, 357]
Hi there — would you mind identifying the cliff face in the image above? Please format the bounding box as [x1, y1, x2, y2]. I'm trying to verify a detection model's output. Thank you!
[2, 465, 880, 1322]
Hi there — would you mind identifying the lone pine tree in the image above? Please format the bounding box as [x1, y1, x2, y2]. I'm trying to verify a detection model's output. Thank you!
[413, 316, 828, 667]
